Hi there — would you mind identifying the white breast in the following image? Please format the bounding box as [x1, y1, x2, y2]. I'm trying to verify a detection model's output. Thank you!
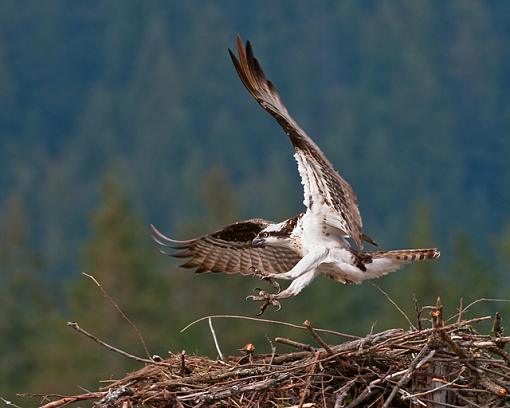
[299, 211, 349, 254]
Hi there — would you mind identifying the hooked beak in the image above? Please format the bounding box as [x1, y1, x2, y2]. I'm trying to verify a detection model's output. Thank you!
[252, 237, 265, 248]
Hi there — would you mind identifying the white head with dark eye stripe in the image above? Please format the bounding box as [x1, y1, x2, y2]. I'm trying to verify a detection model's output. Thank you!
[252, 221, 295, 249]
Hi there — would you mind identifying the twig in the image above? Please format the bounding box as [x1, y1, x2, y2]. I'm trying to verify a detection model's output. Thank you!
[493, 312, 503, 338]
[369, 369, 408, 387]
[446, 298, 510, 323]
[413, 293, 423, 330]
[181, 314, 359, 339]
[96, 386, 134, 407]
[179, 350, 191, 375]
[457, 297, 464, 324]
[382, 344, 432, 408]
[366, 316, 490, 355]
[403, 366, 465, 400]
[370, 282, 416, 330]
[455, 392, 483, 407]
[275, 337, 314, 351]
[37, 392, 105, 408]
[0, 397, 23, 408]
[488, 345, 510, 364]
[334, 379, 356, 408]
[178, 372, 292, 402]
[265, 335, 277, 367]
[345, 385, 379, 408]
[303, 320, 334, 356]
[478, 376, 507, 397]
[208, 317, 225, 361]
[82, 272, 152, 359]
[298, 352, 320, 408]
[67, 321, 171, 367]
[416, 398, 463, 407]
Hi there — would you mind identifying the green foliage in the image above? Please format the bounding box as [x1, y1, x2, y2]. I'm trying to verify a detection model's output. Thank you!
[372, 199, 438, 329]
[0, 195, 54, 401]
[59, 177, 178, 389]
[1, 1, 510, 401]
[1, 2, 509, 280]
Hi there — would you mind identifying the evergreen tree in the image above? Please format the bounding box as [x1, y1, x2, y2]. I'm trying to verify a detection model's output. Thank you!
[65, 176, 178, 388]
[445, 231, 495, 317]
[495, 222, 510, 319]
[496, 222, 510, 269]
[0, 194, 52, 399]
[379, 199, 441, 327]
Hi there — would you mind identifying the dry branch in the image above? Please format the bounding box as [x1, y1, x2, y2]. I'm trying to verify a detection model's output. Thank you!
[82, 272, 152, 359]
[24, 302, 510, 408]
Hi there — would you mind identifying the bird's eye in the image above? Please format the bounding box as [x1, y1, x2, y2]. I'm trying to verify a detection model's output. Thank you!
[261, 232, 269, 238]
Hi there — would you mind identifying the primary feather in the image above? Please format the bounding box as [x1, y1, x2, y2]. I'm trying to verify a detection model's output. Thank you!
[151, 221, 301, 276]
[229, 36, 369, 247]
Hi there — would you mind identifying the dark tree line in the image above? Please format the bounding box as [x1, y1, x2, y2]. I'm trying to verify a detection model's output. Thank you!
[1, 1, 510, 402]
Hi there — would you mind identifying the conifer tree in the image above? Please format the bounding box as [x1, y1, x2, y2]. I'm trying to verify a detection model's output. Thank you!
[495, 222, 510, 319]
[66, 176, 177, 387]
[0, 194, 51, 397]
[379, 199, 441, 328]
[446, 231, 495, 315]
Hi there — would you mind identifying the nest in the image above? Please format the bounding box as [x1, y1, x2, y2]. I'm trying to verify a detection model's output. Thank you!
[32, 302, 510, 408]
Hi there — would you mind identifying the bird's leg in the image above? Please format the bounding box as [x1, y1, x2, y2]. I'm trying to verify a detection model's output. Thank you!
[273, 248, 330, 280]
[246, 250, 329, 315]
[247, 269, 319, 315]
[249, 266, 280, 293]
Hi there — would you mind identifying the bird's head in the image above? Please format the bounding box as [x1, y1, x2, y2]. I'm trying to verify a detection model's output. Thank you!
[252, 218, 299, 249]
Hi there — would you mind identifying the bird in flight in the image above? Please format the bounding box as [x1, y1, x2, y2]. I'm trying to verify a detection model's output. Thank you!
[151, 36, 440, 314]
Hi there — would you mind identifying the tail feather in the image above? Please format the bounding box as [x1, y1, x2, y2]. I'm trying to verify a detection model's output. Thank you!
[356, 248, 440, 282]
[370, 248, 440, 262]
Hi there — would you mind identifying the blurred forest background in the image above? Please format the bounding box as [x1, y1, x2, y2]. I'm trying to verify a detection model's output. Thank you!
[1, 1, 510, 404]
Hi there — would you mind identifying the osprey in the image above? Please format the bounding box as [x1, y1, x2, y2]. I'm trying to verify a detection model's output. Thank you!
[151, 36, 440, 314]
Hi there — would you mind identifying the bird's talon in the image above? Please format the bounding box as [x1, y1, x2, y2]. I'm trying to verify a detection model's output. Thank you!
[247, 289, 281, 315]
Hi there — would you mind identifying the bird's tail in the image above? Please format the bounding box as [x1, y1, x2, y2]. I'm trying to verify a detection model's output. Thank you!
[359, 248, 440, 281]
[370, 248, 440, 262]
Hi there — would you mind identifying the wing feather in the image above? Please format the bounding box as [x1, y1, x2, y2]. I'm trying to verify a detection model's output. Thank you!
[150, 220, 301, 276]
[229, 36, 367, 247]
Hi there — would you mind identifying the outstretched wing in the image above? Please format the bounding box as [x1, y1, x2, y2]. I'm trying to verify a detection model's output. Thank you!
[150, 219, 301, 275]
[229, 36, 367, 247]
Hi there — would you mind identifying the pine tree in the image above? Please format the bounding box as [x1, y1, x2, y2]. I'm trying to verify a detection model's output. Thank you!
[378, 199, 441, 328]
[0, 194, 52, 398]
[446, 231, 495, 316]
[64, 176, 178, 388]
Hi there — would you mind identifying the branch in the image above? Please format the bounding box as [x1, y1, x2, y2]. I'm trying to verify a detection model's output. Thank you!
[303, 320, 334, 356]
[0, 397, 23, 408]
[275, 337, 314, 351]
[181, 314, 359, 339]
[208, 317, 225, 361]
[298, 352, 320, 408]
[67, 321, 171, 367]
[446, 298, 510, 323]
[82, 272, 152, 359]
[370, 282, 416, 330]
[38, 392, 105, 408]
[382, 345, 433, 408]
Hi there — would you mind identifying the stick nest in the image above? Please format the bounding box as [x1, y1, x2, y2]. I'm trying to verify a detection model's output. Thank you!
[35, 304, 510, 408]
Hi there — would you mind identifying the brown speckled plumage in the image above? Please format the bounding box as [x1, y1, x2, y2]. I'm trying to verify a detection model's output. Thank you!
[150, 37, 440, 304]
[229, 36, 371, 248]
[151, 221, 300, 276]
